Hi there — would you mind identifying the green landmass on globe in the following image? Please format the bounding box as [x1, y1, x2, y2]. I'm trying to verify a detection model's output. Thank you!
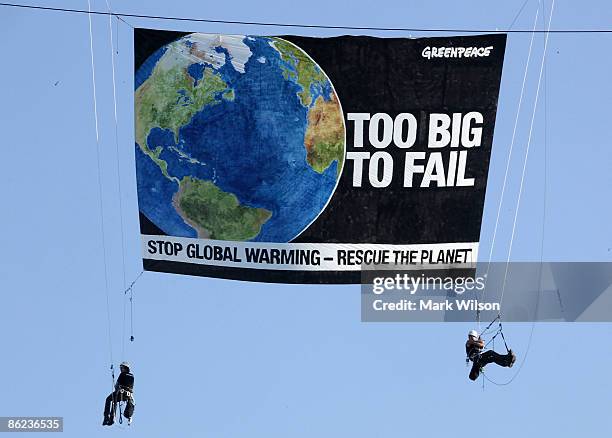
[136, 65, 232, 182]
[270, 38, 327, 107]
[173, 177, 272, 241]
[135, 34, 345, 241]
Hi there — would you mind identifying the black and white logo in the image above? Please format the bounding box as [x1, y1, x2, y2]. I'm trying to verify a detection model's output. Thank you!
[422, 45, 493, 59]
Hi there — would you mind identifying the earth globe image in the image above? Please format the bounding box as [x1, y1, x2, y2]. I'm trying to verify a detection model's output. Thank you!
[135, 34, 345, 242]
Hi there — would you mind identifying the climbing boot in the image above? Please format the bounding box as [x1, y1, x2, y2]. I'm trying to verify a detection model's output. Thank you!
[507, 349, 517, 368]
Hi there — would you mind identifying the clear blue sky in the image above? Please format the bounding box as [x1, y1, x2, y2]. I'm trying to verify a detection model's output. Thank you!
[1, 0, 611, 437]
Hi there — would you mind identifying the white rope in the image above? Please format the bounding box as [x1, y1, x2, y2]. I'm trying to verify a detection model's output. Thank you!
[483, 2, 554, 387]
[478, 2, 540, 331]
[87, 0, 99, 142]
[500, 0, 555, 308]
[485, 3, 540, 275]
[487, 17, 550, 385]
[105, 0, 129, 361]
[105, 1, 118, 132]
[87, 0, 114, 369]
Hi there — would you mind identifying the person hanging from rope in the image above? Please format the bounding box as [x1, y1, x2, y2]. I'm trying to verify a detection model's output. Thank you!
[466, 329, 516, 381]
[102, 362, 135, 426]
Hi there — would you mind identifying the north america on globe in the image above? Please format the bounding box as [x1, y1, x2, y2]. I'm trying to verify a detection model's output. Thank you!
[135, 34, 345, 242]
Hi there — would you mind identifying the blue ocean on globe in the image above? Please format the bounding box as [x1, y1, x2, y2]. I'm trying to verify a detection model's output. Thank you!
[135, 34, 345, 242]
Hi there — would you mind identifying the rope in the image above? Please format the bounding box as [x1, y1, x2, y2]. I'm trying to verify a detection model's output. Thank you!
[110, 364, 117, 421]
[478, 2, 540, 323]
[480, 0, 553, 387]
[479, 314, 500, 337]
[484, 2, 539, 273]
[124, 271, 145, 295]
[481, 311, 536, 386]
[87, 0, 115, 379]
[500, 0, 555, 308]
[482, 326, 502, 349]
[130, 289, 134, 343]
[117, 15, 135, 29]
[104, 0, 130, 361]
[498, 326, 510, 351]
[479, 318, 508, 353]
[124, 271, 144, 343]
[118, 399, 123, 425]
[508, 0, 532, 30]
[86, 0, 99, 142]
[0, 1, 607, 33]
[116, 14, 119, 54]
[104, 0, 142, 356]
[482, 329, 501, 349]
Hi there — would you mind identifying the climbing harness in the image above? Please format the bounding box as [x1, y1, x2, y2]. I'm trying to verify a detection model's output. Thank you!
[112, 387, 135, 426]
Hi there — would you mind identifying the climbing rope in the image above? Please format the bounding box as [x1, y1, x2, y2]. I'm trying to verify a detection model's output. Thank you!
[86, 0, 119, 396]
[480, 0, 554, 388]
[478, 314, 500, 339]
[477, 0, 541, 331]
[499, 0, 554, 310]
[124, 270, 144, 344]
[85, 2, 143, 420]
[103, 0, 131, 362]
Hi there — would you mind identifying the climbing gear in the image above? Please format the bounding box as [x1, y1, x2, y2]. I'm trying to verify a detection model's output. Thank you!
[481, 315, 510, 353]
[118, 387, 132, 398]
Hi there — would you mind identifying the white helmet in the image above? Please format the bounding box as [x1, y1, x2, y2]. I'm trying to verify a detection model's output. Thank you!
[119, 361, 131, 370]
[468, 330, 478, 338]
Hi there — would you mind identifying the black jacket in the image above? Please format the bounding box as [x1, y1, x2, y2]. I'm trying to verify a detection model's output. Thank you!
[465, 341, 483, 361]
[116, 371, 134, 390]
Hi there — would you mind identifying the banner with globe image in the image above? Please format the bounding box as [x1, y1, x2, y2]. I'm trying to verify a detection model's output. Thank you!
[134, 29, 506, 283]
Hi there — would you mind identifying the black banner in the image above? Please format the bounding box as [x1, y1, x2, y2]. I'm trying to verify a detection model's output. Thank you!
[134, 30, 506, 283]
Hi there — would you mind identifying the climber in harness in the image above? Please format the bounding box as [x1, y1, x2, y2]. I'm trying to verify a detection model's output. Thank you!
[466, 329, 516, 381]
[102, 362, 135, 426]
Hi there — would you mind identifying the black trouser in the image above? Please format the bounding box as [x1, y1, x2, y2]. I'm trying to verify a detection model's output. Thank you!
[469, 350, 513, 381]
[104, 389, 135, 420]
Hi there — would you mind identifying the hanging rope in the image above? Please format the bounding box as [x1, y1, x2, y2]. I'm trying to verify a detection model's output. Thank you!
[87, 0, 115, 389]
[483, 2, 539, 275]
[479, 314, 500, 337]
[124, 271, 144, 344]
[508, 0, 532, 30]
[117, 15, 135, 29]
[478, 2, 540, 330]
[115, 14, 119, 54]
[499, 0, 554, 308]
[118, 400, 124, 425]
[130, 285, 135, 343]
[110, 363, 118, 422]
[104, 0, 130, 361]
[481, 0, 554, 387]
[483, 323, 509, 352]
[474, 314, 508, 357]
